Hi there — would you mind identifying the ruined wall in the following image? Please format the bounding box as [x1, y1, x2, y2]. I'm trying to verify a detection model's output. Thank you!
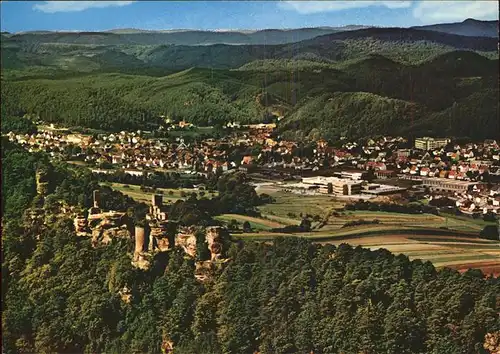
[74, 211, 130, 247]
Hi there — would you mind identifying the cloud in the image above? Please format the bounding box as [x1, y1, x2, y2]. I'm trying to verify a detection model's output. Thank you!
[412, 1, 499, 23]
[278, 1, 412, 14]
[33, 1, 135, 13]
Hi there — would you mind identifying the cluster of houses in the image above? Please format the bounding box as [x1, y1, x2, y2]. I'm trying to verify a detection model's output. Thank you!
[6, 125, 500, 214]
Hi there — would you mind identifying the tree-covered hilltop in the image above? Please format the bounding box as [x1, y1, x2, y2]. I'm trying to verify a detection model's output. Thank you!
[2, 25, 498, 73]
[279, 92, 428, 141]
[0, 68, 278, 130]
[2, 139, 500, 354]
[3, 50, 497, 139]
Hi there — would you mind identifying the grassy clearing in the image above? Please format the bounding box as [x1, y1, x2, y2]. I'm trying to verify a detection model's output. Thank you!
[440, 212, 497, 227]
[260, 213, 300, 226]
[258, 191, 344, 221]
[235, 225, 478, 239]
[106, 182, 217, 204]
[215, 214, 284, 231]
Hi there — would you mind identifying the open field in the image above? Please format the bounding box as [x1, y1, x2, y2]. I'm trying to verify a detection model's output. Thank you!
[105, 182, 217, 204]
[320, 210, 493, 233]
[215, 214, 285, 231]
[232, 202, 499, 276]
[257, 190, 345, 221]
[233, 230, 500, 275]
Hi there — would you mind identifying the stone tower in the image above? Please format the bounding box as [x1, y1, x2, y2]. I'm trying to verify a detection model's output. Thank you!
[134, 226, 146, 254]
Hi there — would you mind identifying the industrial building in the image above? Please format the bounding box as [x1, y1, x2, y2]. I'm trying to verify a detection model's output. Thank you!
[361, 183, 407, 195]
[333, 171, 367, 181]
[302, 176, 362, 195]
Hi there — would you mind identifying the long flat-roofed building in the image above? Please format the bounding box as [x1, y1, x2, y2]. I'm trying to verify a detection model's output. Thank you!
[421, 177, 479, 193]
[415, 137, 450, 150]
[302, 176, 362, 195]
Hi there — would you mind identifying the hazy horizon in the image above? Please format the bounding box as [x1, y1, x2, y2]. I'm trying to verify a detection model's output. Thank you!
[1, 1, 498, 33]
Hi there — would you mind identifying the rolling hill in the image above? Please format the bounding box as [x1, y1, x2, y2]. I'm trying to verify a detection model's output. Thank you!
[2, 26, 364, 46]
[412, 18, 498, 38]
[2, 19, 498, 140]
[2, 48, 497, 140]
[1, 25, 498, 73]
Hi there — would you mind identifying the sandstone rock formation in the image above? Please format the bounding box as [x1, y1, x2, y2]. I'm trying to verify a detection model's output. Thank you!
[75, 210, 129, 247]
[118, 286, 132, 304]
[484, 331, 500, 354]
[205, 226, 229, 261]
[176, 226, 197, 258]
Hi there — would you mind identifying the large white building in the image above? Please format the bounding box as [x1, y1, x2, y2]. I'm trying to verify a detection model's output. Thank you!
[414, 137, 450, 150]
[302, 176, 362, 195]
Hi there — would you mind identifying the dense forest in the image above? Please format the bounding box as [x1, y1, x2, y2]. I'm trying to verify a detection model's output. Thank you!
[2, 141, 499, 354]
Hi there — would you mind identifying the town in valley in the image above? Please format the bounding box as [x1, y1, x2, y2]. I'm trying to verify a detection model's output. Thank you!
[2, 1, 499, 353]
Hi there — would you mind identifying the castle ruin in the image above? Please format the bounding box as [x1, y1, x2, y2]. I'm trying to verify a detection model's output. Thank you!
[73, 189, 129, 246]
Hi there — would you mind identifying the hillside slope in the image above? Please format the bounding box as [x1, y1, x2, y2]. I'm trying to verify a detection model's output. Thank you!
[412, 19, 498, 38]
[2, 51, 497, 140]
[2, 27, 498, 72]
[3, 27, 360, 46]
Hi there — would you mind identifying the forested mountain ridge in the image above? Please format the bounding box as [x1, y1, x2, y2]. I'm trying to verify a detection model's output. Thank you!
[2, 142, 499, 354]
[2, 50, 498, 140]
[1, 24, 498, 73]
[2, 26, 368, 46]
[412, 18, 498, 38]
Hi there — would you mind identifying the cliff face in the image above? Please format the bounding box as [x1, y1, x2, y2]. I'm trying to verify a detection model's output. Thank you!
[176, 227, 197, 258]
[195, 260, 216, 282]
[205, 226, 230, 261]
[130, 224, 231, 271]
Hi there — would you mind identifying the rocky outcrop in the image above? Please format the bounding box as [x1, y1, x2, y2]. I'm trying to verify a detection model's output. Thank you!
[161, 336, 174, 354]
[74, 215, 90, 236]
[132, 252, 151, 270]
[92, 224, 130, 247]
[118, 286, 132, 304]
[149, 221, 174, 252]
[155, 237, 172, 252]
[484, 332, 500, 354]
[35, 170, 50, 196]
[206, 226, 230, 261]
[75, 211, 130, 247]
[176, 226, 197, 258]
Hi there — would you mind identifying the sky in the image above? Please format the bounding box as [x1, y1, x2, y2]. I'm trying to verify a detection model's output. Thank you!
[1, 1, 498, 33]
